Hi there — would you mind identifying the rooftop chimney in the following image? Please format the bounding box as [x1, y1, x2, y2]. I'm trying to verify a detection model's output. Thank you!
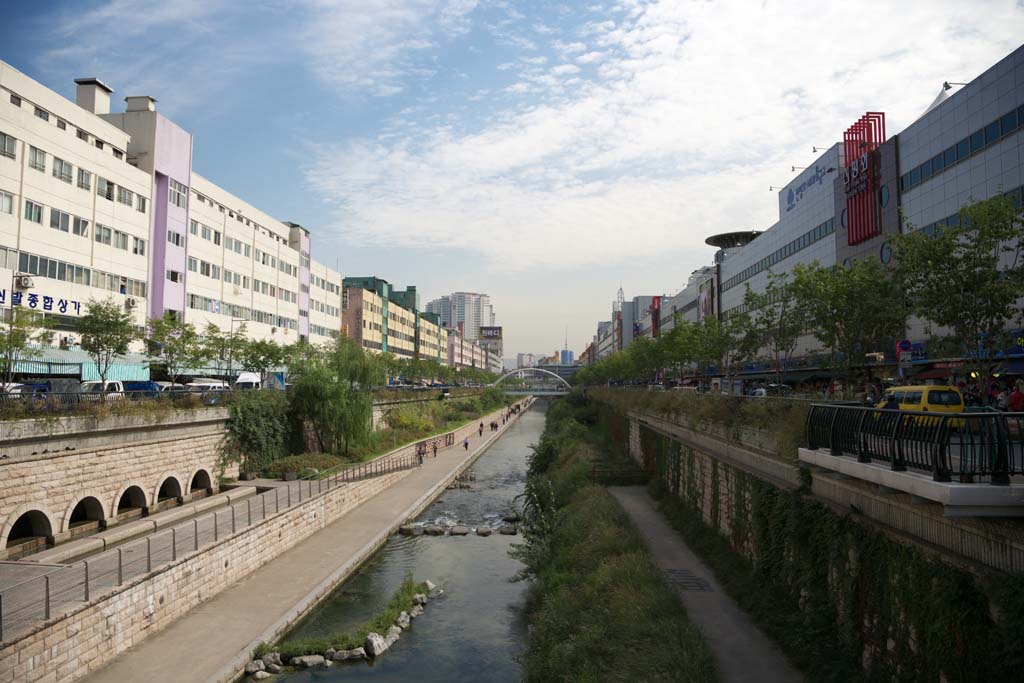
[74, 77, 113, 115]
[124, 95, 157, 112]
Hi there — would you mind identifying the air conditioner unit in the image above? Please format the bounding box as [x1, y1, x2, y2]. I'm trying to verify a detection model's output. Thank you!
[124, 297, 138, 309]
[233, 287, 241, 296]
[271, 326, 277, 333]
[15, 275, 34, 289]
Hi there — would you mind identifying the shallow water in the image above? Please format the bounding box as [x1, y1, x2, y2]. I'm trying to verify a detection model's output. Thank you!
[276, 405, 546, 683]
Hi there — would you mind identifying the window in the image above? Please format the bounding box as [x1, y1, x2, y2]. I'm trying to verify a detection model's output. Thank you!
[52, 157, 73, 183]
[77, 168, 91, 190]
[0, 191, 11, 214]
[132, 237, 145, 256]
[22, 201, 45, 226]
[213, 230, 221, 246]
[136, 195, 146, 213]
[113, 149, 123, 160]
[189, 219, 198, 235]
[76, 129, 88, 142]
[73, 216, 89, 237]
[166, 270, 183, 283]
[0, 132, 15, 159]
[28, 146, 45, 171]
[95, 224, 112, 245]
[188, 257, 197, 272]
[50, 208, 71, 232]
[94, 139, 104, 150]
[114, 230, 129, 250]
[96, 177, 114, 200]
[117, 186, 133, 206]
[9, 94, 20, 106]
[243, 244, 251, 257]
[970, 130, 984, 153]
[57, 119, 66, 131]
[34, 106, 49, 122]
[169, 178, 187, 208]
[984, 121, 1000, 145]
[928, 390, 962, 406]
[167, 230, 184, 247]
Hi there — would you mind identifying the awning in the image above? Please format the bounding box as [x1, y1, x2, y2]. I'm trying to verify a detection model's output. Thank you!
[994, 358, 1024, 375]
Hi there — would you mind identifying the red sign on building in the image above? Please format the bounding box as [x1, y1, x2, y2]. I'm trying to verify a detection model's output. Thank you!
[843, 112, 885, 246]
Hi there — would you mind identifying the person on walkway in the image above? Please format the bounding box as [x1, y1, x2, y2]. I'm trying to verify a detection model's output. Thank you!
[463, 437, 469, 451]
[432, 442, 438, 458]
[418, 450, 424, 465]
[479, 423, 484, 437]
[1009, 383, 1024, 412]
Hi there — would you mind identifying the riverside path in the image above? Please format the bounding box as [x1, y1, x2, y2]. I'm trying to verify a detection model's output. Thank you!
[83, 400, 533, 683]
[609, 486, 802, 683]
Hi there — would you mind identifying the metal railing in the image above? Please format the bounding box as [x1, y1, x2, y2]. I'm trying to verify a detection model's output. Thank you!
[806, 404, 1024, 484]
[0, 452, 419, 644]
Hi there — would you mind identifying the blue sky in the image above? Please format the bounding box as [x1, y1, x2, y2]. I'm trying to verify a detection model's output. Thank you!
[2, 1, 1023, 357]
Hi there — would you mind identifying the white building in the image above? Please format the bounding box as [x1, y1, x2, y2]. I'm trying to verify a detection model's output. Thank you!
[0, 60, 342, 365]
[426, 291, 495, 340]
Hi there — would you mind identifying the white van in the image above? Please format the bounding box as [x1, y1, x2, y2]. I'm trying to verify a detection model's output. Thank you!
[234, 372, 261, 391]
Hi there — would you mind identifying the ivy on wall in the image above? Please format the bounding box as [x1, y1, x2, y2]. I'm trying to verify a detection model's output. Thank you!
[606, 410, 1024, 682]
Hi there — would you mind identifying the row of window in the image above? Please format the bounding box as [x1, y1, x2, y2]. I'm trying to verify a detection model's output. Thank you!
[5, 87, 127, 162]
[912, 184, 1024, 238]
[192, 189, 290, 247]
[191, 219, 298, 277]
[312, 274, 340, 294]
[310, 298, 339, 317]
[186, 293, 298, 330]
[19, 197, 146, 255]
[187, 256, 222, 281]
[722, 217, 836, 292]
[12, 247, 148, 298]
[309, 324, 337, 338]
[0, 133, 148, 213]
[900, 104, 1023, 193]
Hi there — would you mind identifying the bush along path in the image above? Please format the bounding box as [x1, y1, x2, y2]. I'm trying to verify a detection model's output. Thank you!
[245, 575, 444, 678]
[512, 391, 717, 683]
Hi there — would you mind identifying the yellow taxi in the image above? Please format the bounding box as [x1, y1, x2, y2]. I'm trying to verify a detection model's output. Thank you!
[876, 385, 965, 418]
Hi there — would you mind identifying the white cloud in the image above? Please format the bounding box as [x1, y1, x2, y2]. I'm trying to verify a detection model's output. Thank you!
[305, 0, 1024, 274]
[551, 64, 581, 75]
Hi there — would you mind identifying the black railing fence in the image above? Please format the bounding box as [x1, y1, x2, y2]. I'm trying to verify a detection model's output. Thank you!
[806, 404, 1024, 484]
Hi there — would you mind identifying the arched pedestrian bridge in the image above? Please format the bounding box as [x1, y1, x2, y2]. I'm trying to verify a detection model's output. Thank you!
[491, 368, 571, 395]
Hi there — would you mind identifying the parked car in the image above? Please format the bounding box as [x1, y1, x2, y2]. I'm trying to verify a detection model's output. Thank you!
[80, 380, 125, 399]
[123, 380, 162, 398]
[874, 385, 964, 413]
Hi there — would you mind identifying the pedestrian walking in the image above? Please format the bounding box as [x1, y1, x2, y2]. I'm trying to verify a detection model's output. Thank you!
[418, 450, 424, 465]
[1009, 383, 1024, 412]
[432, 442, 438, 458]
[479, 423, 484, 437]
[463, 437, 469, 451]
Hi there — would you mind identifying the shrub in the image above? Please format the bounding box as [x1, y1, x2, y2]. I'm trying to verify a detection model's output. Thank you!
[223, 390, 290, 473]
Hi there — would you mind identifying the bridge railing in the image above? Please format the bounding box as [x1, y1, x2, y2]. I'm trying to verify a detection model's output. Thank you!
[806, 404, 1024, 484]
[0, 453, 420, 645]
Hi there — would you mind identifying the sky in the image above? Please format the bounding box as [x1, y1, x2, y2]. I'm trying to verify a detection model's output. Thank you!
[2, 1, 1023, 357]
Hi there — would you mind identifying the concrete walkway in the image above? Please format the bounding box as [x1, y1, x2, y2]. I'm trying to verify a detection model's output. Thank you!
[608, 487, 802, 683]
[84, 404, 531, 683]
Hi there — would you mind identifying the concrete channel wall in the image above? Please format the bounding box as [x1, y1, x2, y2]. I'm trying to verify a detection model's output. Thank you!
[0, 410, 233, 555]
[0, 405, 523, 683]
[626, 409, 1024, 573]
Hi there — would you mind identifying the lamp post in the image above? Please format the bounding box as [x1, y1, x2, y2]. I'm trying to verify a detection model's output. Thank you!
[226, 317, 245, 383]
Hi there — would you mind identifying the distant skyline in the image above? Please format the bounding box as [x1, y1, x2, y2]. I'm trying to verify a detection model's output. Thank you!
[2, 1, 1023, 355]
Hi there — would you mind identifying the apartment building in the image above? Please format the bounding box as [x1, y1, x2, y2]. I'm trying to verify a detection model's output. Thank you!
[341, 276, 449, 363]
[0, 60, 342, 356]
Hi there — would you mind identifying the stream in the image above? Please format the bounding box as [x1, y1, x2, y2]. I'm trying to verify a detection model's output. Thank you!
[276, 404, 546, 682]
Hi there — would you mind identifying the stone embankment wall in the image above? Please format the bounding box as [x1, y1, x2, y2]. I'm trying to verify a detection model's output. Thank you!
[0, 406, 515, 683]
[606, 403, 1024, 682]
[0, 409, 233, 553]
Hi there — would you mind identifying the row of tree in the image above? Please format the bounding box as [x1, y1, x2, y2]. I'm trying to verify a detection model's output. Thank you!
[0, 301, 499, 390]
[575, 194, 1024, 388]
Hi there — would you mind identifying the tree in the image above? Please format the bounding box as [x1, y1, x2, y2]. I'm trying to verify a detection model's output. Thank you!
[892, 193, 1024, 378]
[202, 322, 247, 379]
[791, 260, 907, 384]
[147, 313, 206, 385]
[742, 271, 807, 386]
[238, 338, 285, 386]
[78, 298, 136, 391]
[290, 337, 385, 454]
[692, 315, 747, 386]
[0, 308, 51, 388]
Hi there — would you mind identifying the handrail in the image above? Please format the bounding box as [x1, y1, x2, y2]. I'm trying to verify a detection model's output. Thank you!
[806, 404, 1024, 485]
